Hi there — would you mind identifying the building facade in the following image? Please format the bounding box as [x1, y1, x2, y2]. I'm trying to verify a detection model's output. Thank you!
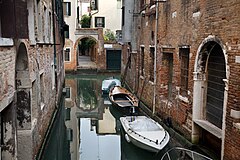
[0, 0, 66, 159]
[121, 0, 240, 159]
[63, 0, 122, 72]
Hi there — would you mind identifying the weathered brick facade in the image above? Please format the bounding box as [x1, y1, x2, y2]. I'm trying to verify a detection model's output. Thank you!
[0, 0, 66, 159]
[122, 0, 240, 159]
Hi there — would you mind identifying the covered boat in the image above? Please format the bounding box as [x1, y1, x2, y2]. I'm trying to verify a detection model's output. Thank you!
[109, 86, 139, 111]
[101, 77, 121, 94]
[120, 116, 170, 152]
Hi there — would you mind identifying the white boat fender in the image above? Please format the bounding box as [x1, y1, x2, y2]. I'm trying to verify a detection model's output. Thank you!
[125, 134, 131, 143]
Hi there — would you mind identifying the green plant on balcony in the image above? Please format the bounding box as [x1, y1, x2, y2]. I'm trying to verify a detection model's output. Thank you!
[104, 29, 116, 42]
[80, 14, 91, 28]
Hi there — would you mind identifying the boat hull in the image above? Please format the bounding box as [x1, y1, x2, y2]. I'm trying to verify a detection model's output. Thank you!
[109, 86, 139, 112]
[120, 116, 170, 152]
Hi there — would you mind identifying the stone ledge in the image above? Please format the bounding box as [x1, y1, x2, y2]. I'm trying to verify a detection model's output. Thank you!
[233, 123, 240, 131]
[194, 119, 222, 139]
[0, 37, 14, 46]
[230, 109, 240, 119]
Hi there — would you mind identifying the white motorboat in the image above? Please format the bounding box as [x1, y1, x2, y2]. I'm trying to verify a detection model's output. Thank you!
[120, 116, 170, 152]
[102, 77, 121, 94]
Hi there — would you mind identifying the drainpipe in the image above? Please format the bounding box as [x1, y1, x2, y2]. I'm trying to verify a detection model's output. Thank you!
[153, 1, 159, 114]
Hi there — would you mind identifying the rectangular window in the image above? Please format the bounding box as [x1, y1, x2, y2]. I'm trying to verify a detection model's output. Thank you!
[44, 6, 48, 42]
[127, 48, 131, 69]
[140, 0, 146, 9]
[90, 0, 98, 10]
[162, 53, 173, 99]
[49, 12, 53, 42]
[179, 48, 190, 97]
[51, 64, 55, 89]
[63, 2, 71, 16]
[140, 47, 145, 76]
[40, 73, 45, 109]
[64, 48, 70, 61]
[122, 6, 125, 26]
[150, 0, 155, 5]
[65, 108, 71, 121]
[65, 87, 71, 99]
[95, 17, 105, 27]
[64, 30, 69, 39]
[37, 0, 43, 41]
[77, 6, 80, 24]
[149, 47, 155, 82]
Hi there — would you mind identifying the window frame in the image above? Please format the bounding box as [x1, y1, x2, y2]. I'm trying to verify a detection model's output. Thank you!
[95, 17, 105, 28]
[65, 87, 71, 99]
[63, 2, 71, 16]
[179, 48, 190, 97]
[90, 0, 98, 10]
[149, 47, 155, 82]
[140, 0, 146, 10]
[64, 48, 71, 62]
[140, 46, 145, 76]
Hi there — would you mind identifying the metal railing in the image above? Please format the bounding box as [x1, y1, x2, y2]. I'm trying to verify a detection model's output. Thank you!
[127, 127, 168, 146]
[160, 147, 213, 160]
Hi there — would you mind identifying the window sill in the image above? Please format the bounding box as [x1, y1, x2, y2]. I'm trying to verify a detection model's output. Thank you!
[194, 119, 222, 139]
[41, 103, 45, 110]
[140, 75, 144, 80]
[178, 95, 189, 103]
[150, 4, 156, 10]
[149, 80, 154, 85]
[0, 37, 14, 46]
[233, 123, 240, 131]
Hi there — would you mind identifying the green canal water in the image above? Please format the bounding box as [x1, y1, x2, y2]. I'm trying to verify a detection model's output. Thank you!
[38, 74, 212, 160]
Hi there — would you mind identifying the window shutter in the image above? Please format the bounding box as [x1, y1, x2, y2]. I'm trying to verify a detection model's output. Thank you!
[103, 17, 105, 27]
[0, 0, 28, 38]
[15, 0, 29, 38]
[68, 2, 71, 16]
[0, 0, 16, 38]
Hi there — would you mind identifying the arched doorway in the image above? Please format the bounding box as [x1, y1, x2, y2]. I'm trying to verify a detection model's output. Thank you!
[192, 37, 228, 157]
[16, 43, 31, 129]
[15, 42, 32, 159]
[76, 37, 98, 66]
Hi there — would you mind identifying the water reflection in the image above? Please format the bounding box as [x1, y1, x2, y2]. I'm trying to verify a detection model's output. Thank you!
[40, 74, 160, 160]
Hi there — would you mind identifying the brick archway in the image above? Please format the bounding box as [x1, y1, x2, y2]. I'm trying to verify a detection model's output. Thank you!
[64, 28, 105, 71]
[74, 36, 98, 65]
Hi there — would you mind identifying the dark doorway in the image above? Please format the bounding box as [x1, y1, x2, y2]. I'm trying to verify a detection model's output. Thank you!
[206, 44, 226, 129]
[106, 50, 121, 70]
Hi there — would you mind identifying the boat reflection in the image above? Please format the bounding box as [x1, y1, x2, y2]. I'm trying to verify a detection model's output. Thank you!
[41, 74, 162, 160]
[64, 76, 121, 160]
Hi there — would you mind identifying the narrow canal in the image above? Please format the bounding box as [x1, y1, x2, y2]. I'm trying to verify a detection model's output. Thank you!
[38, 74, 182, 160]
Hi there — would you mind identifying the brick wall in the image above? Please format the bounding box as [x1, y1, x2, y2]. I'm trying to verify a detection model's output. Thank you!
[122, 0, 240, 159]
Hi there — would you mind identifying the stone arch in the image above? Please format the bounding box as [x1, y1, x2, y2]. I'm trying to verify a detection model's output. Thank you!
[15, 41, 31, 129]
[74, 36, 99, 66]
[192, 35, 229, 156]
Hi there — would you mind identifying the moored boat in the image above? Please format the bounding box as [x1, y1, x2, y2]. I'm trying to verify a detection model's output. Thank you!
[109, 86, 139, 112]
[101, 77, 121, 94]
[120, 116, 170, 152]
